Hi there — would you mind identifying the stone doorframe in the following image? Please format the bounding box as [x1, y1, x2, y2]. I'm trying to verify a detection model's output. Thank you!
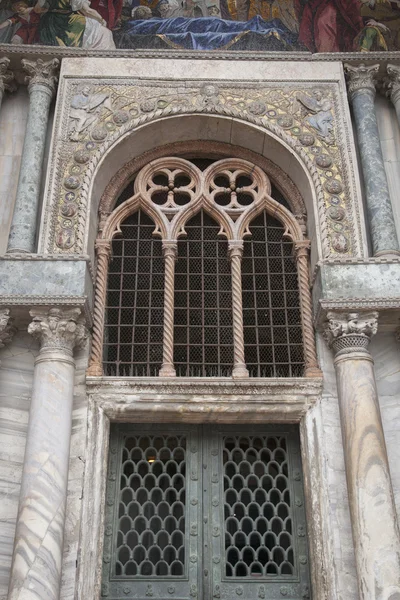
[75, 377, 339, 600]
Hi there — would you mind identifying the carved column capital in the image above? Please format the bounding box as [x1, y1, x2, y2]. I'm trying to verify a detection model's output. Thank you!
[0, 308, 16, 349]
[162, 240, 178, 259]
[95, 238, 112, 258]
[0, 57, 15, 95]
[386, 64, 400, 105]
[344, 64, 379, 102]
[22, 57, 59, 97]
[293, 239, 311, 259]
[28, 307, 88, 354]
[228, 240, 244, 259]
[324, 311, 378, 357]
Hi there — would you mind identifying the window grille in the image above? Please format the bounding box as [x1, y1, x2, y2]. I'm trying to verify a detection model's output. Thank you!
[242, 211, 304, 378]
[174, 210, 234, 377]
[102, 424, 311, 600]
[93, 156, 317, 379]
[104, 210, 164, 376]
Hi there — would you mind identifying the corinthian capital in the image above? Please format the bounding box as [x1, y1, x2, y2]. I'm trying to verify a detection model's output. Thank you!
[324, 311, 378, 356]
[0, 308, 16, 349]
[344, 64, 379, 101]
[28, 307, 87, 353]
[0, 57, 15, 95]
[22, 58, 59, 96]
[386, 64, 400, 104]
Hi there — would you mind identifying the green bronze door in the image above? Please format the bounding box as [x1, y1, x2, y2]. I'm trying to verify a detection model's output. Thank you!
[102, 424, 311, 600]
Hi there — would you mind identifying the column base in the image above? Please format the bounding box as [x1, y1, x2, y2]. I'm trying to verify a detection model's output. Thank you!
[304, 366, 323, 377]
[232, 364, 249, 378]
[86, 363, 103, 376]
[159, 363, 176, 377]
[374, 250, 400, 258]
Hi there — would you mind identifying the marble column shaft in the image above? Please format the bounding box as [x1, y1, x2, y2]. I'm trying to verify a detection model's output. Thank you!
[7, 307, 87, 600]
[159, 241, 177, 377]
[7, 58, 59, 254]
[325, 311, 400, 599]
[0, 57, 15, 111]
[345, 64, 400, 257]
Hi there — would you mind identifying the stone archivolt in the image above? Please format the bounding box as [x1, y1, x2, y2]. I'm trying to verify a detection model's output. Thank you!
[42, 79, 360, 259]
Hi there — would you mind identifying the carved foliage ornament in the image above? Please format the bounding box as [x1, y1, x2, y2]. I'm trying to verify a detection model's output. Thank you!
[0, 57, 15, 95]
[324, 311, 378, 355]
[45, 80, 357, 258]
[0, 308, 17, 349]
[22, 57, 59, 95]
[28, 307, 88, 352]
[344, 63, 379, 100]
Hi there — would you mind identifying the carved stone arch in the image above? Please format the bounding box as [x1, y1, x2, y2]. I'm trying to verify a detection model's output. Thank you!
[236, 195, 304, 243]
[101, 194, 169, 242]
[171, 195, 235, 241]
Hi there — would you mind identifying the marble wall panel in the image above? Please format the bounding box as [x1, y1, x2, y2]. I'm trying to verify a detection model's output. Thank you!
[0, 331, 38, 600]
[316, 333, 359, 600]
[370, 332, 400, 520]
[60, 345, 89, 600]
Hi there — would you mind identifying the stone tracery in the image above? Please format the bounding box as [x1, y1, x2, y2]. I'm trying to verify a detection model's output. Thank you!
[87, 156, 320, 378]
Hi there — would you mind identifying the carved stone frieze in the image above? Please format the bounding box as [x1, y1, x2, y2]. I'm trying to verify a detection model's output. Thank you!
[0, 308, 17, 349]
[41, 79, 362, 259]
[28, 306, 88, 353]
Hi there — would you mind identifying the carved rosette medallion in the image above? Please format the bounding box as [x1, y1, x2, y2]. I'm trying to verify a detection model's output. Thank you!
[46, 80, 357, 257]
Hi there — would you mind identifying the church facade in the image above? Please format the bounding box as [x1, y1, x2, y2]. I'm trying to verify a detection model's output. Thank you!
[0, 36, 400, 600]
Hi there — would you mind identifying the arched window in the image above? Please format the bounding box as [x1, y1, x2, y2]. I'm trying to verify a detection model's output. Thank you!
[174, 210, 234, 377]
[89, 157, 318, 378]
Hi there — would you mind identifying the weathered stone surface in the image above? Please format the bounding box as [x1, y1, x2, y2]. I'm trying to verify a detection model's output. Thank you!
[346, 64, 399, 257]
[7, 59, 59, 254]
[7, 308, 87, 600]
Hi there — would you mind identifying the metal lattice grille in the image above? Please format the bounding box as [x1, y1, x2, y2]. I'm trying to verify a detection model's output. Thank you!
[174, 210, 234, 377]
[115, 433, 186, 577]
[104, 210, 164, 376]
[223, 434, 294, 577]
[242, 211, 304, 378]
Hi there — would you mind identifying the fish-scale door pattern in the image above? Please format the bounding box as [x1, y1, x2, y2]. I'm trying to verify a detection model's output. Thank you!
[102, 425, 202, 600]
[207, 425, 311, 600]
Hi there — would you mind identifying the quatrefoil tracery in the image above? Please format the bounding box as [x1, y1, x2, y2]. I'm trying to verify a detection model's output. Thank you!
[117, 157, 276, 241]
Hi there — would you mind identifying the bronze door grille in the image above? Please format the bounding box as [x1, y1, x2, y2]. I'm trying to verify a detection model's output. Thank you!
[102, 424, 311, 600]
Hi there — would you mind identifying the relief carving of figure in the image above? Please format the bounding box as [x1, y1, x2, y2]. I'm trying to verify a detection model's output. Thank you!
[69, 84, 112, 140]
[295, 89, 334, 143]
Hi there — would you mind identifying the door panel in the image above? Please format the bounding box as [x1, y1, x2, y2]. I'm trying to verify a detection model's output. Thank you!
[103, 424, 203, 600]
[206, 425, 310, 600]
[102, 424, 311, 600]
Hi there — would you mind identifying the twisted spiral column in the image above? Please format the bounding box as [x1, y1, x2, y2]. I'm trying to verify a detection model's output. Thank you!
[87, 239, 112, 376]
[294, 241, 321, 377]
[159, 241, 177, 377]
[229, 241, 249, 379]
